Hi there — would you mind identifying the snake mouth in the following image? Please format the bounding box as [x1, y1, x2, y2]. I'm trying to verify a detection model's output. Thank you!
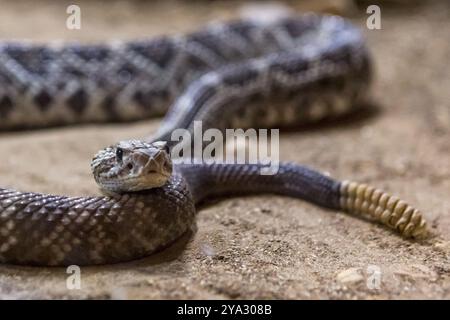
[145, 168, 171, 177]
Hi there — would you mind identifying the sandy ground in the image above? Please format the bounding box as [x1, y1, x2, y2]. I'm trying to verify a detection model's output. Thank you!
[0, 0, 449, 299]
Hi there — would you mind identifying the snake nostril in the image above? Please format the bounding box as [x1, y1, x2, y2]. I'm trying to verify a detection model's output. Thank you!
[127, 163, 133, 170]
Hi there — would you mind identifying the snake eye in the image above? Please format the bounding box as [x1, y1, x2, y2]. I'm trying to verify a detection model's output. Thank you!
[160, 143, 170, 155]
[116, 148, 123, 162]
[163, 144, 170, 154]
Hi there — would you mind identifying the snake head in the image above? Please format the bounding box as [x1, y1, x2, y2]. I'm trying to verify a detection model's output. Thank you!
[91, 140, 172, 193]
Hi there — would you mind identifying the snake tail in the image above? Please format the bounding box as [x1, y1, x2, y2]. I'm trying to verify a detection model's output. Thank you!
[339, 181, 427, 238]
[178, 163, 428, 239]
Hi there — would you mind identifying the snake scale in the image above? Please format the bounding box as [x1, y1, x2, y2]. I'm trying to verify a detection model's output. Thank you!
[0, 14, 427, 266]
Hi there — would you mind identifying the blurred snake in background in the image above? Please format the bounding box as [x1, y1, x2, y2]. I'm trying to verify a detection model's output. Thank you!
[0, 13, 427, 266]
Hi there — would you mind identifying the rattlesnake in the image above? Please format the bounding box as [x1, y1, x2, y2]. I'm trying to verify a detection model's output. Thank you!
[0, 14, 427, 266]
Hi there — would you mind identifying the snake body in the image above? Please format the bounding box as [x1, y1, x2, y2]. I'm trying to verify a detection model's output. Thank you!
[0, 14, 427, 266]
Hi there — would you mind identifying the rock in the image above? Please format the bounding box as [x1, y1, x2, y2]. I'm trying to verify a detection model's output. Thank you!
[200, 243, 216, 257]
[336, 268, 364, 284]
[434, 240, 450, 253]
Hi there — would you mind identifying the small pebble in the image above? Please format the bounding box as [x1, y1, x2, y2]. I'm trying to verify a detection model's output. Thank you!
[336, 268, 364, 284]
